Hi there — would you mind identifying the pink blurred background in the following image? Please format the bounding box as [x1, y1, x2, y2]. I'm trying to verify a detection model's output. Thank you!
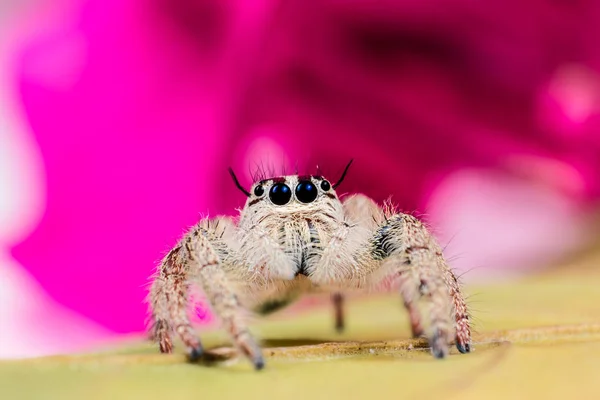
[2, 0, 600, 358]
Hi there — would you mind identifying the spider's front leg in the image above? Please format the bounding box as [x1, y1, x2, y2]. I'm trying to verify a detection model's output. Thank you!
[342, 194, 471, 358]
[148, 219, 264, 369]
[373, 213, 472, 357]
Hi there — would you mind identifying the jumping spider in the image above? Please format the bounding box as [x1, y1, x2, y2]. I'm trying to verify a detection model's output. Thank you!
[148, 161, 471, 369]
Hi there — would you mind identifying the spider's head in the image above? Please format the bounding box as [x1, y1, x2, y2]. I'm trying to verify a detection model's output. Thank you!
[229, 161, 353, 281]
[229, 160, 352, 214]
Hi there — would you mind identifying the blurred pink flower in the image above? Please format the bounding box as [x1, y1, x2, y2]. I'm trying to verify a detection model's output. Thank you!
[7, 0, 600, 337]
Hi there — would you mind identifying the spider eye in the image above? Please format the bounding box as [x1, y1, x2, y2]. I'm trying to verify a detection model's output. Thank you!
[295, 181, 318, 203]
[269, 183, 292, 205]
[253, 185, 264, 197]
[320, 180, 331, 191]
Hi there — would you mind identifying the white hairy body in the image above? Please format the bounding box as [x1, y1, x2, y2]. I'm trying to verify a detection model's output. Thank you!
[148, 165, 471, 369]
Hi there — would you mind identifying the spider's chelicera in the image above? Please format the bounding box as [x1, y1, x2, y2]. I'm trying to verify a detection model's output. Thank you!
[148, 161, 472, 370]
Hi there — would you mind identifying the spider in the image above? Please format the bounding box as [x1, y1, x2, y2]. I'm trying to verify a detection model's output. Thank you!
[148, 161, 471, 369]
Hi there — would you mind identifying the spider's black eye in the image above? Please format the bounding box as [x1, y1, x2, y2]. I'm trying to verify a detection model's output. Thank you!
[253, 185, 264, 197]
[320, 180, 331, 191]
[269, 183, 292, 205]
[295, 181, 318, 203]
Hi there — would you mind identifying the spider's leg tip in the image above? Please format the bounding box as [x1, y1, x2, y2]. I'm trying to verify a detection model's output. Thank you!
[188, 346, 204, 362]
[253, 356, 265, 371]
[430, 330, 450, 359]
[431, 347, 448, 359]
[159, 343, 173, 354]
[456, 342, 471, 354]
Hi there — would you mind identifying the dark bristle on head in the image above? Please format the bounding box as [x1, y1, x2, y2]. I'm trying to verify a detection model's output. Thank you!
[332, 159, 354, 189]
[298, 175, 311, 181]
[250, 161, 270, 183]
[228, 167, 251, 197]
[271, 176, 286, 183]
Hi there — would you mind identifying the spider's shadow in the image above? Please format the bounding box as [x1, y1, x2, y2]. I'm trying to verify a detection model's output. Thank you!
[193, 338, 340, 366]
[261, 338, 340, 347]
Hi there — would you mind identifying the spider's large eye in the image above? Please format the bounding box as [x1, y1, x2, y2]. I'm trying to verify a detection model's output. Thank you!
[269, 183, 292, 205]
[253, 185, 264, 197]
[295, 181, 318, 203]
[320, 180, 331, 191]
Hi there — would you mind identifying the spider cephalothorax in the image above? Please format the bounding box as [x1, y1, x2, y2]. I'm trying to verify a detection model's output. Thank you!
[149, 161, 471, 369]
